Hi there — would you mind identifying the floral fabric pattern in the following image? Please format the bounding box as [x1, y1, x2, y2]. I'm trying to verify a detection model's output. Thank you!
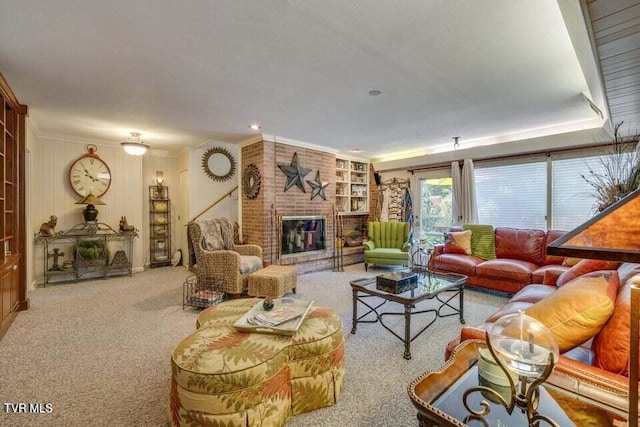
[168, 298, 345, 426]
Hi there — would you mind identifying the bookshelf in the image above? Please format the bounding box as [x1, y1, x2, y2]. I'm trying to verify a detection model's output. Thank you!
[335, 157, 369, 214]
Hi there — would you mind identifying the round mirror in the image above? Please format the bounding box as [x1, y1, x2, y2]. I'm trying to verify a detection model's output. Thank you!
[201, 147, 236, 182]
[242, 164, 261, 199]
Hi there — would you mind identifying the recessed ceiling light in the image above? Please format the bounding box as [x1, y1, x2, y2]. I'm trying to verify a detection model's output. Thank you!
[349, 149, 363, 153]
[368, 90, 382, 96]
[249, 123, 261, 130]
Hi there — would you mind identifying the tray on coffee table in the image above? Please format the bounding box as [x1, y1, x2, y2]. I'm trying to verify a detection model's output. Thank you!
[233, 298, 314, 336]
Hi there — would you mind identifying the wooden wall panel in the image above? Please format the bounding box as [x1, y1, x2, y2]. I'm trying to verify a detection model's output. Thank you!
[587, 0, 640, 132]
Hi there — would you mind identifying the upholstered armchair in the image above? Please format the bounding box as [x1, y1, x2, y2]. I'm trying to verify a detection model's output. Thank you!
[188, 218, 263, 296]
[364, 221, 410, 271]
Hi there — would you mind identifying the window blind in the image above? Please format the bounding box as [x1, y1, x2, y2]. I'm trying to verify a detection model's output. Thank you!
[475, 161, 547, 229]
[551, 154, 615, 230]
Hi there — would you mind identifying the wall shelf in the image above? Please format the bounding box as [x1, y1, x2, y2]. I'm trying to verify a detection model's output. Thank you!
[149, 185, 171, 268]
[335, 158, 369, 214]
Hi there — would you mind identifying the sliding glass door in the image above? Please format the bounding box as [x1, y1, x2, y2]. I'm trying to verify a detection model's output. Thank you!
[418, 173, 453, 245]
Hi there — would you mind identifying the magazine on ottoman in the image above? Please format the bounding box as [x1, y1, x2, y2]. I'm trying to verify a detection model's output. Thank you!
[233, 298, 314, 336]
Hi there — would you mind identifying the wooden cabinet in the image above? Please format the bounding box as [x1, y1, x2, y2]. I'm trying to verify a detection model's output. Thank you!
[2, 254, 20, 323]
[149, 185, 171, 267]
[0, 73, 27, 340]
[335, 158, 369, 214]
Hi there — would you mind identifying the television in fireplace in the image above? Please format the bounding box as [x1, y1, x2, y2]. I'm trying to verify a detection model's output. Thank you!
[280, 215, 327, 258]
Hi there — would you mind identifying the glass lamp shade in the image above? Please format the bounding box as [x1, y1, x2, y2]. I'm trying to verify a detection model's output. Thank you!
[121, 142, 149, 156]
[489, 312, 559, 379]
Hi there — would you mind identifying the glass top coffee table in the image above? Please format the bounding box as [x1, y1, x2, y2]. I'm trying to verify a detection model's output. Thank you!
[408, 339, 630, 426]
[350, 269, 467, 360]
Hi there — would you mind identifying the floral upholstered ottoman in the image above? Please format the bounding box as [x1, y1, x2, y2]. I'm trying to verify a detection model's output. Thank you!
[168, 298, 345, 426]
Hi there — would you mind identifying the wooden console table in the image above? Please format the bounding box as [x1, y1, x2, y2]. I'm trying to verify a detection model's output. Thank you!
[35, 222, 138, 285]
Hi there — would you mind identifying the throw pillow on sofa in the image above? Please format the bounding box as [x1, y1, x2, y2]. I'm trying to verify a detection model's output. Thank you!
[525, 271, 618, 353]
[556, 259, 620, 286]
[562, 257, 582, 267]
[443, 230, 472, 255]
[592, 281, 634, 375]
[462, 224, 496, 260]
[591, 269, 640, 375]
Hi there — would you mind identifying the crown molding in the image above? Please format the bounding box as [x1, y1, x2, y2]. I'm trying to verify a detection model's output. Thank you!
[28, 129, 173, 157]
[31, 130, 117, 146]
[238, 134, 266, 148]
[241, 133, 341, 154]
[0, 71, 28, 114]
[334, 153, 371, 162]
[195, 139, 240, 150]
[26, 116, 41, 136]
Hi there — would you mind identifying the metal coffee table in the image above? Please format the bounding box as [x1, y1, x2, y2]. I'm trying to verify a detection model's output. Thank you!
[350, 270, 466, 360]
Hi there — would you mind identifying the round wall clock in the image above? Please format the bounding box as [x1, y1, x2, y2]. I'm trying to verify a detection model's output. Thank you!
[201, 146, 236, 182]
[68, 144, 112, 197]
[242, 164, 261, 199]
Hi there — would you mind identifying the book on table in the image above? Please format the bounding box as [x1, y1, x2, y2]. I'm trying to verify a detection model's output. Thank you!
[250, 306, 307, 326]
[376, 269, 418, 294]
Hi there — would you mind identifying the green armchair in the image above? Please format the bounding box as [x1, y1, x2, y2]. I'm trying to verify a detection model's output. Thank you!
[364, 221, 410, 271]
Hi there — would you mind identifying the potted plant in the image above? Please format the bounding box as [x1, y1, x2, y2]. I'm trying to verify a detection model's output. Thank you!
[582, 122, 640, 212]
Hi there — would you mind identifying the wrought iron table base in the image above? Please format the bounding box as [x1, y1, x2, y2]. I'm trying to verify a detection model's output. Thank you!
[351, 288, 465, 360]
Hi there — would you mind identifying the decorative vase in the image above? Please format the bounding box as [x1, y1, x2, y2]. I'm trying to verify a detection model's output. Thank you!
[83, 204, 99, 222]
[263, 297, 274, 311]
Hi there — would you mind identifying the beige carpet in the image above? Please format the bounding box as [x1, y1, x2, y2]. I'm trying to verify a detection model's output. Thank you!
[0, 264, 507, 426]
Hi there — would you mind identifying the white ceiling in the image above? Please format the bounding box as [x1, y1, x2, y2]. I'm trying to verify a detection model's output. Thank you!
[0, 0, 611, 160]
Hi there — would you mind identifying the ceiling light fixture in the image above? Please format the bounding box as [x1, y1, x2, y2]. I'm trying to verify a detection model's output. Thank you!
[121, 132, 149, 156]
[349, 149, 363, 153]
[249, 123, 261, 131]
[368, 90, 382, 96]
[453, 136, 460, 150]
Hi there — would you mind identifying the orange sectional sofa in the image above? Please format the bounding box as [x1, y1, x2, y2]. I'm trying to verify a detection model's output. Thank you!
[446, 261, 640, 414]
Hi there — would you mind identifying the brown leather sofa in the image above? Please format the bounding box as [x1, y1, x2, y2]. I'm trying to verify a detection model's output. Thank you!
[446, 262, 640, 414]
[429, 227, 568, 294]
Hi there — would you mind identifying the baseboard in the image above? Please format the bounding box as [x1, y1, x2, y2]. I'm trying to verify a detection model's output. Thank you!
[132, 266, 145, 273]
[17, 298, 30, 311]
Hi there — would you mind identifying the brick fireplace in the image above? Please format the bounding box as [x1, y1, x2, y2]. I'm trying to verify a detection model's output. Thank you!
[241, 138, 371, 273]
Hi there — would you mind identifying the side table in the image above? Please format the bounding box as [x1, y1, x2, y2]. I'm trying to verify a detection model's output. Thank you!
[408, 339, 630, 426]
[411, 239, 433, 271]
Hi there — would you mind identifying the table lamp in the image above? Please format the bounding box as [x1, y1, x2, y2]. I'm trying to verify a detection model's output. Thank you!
[75, 193, 106, 222]
[463, 312, 560, 426]
[547, 187, 640, 427]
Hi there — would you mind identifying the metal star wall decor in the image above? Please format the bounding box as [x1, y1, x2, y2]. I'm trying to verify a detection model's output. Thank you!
[277, 152, 311, 193]
[306, 171, 330, 200]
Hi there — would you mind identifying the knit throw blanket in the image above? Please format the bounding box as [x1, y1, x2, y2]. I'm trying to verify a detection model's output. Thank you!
[197, 218, 235, 251]
[187, 218, 237, 270]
